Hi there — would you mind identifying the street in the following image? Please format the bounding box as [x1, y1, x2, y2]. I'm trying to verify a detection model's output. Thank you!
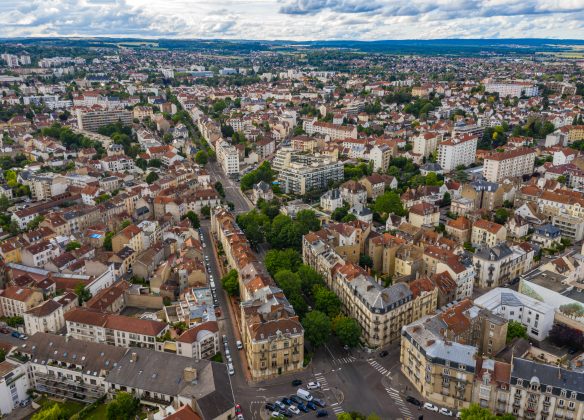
[207, 161, 253, 214]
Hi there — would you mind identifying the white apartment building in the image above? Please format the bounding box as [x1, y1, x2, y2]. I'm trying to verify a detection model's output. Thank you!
[413, 132, 442, 158]
[437, 135, 478, 172]
[23, 293, 77, 336]
[474, 288, 554, 341]
[482, 148, 536, 183]
[484, 81, 539, 98]
[303, 119, 357, 140]
[75, 108, 133, 132]
[369, 144, 392, 171]
[0, 286, 44, 318]
[0, 360, 30, 416]
[216, 140, 240, 175]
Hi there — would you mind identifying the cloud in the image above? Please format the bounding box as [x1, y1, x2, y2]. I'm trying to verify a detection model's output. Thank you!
[279, 0, 382, 15]
[0, 0, 582, 40]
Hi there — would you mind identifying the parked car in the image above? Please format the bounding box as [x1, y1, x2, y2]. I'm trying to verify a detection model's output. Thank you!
[287, 405, 300, 415]
[316, 410, 329, 418]
[296, 403, 308, 413]
[281, 397, 293, 406]
[306, 401, 317, 411]
[0, 327, 9, 334]
[275, 401, 287, 411]
[296, 388, 313, 401]
[227, 363, 234, 376]
[265, 403, 275, 411]
[439, 408, 454, 416]
[379, 350, 389, 357]
[236, 340, 243, 350]
[11, 331, 25, 339]
[291, 379, 302, 386]
[289, 395, 303, 405]
[307, 381, 321, 390]
[424, 403, 439, 412]
[312, 398, 326, 407]
[235, 404, 242, 415]
[406, 396, 422, 407]
[271, 412, 284, 419]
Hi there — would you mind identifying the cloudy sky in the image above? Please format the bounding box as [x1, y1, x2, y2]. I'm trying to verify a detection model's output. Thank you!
[0, 0, 583, 40]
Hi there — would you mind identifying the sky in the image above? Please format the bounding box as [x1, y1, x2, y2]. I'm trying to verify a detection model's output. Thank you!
[0, 0, 583, 40]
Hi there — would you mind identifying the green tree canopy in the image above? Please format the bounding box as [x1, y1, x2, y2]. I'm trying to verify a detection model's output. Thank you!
[221, 269, 239, 296]
[459, 403, 515, 420]
[65, 241, 81, 251]
[145, 171, 159, 184]
[506, 320, 528, 343]
[195, 150, 208, 165]
[313, 285, 342, 318]
[31, 404, 63, 420]
[264, 248, 302, 276]
[184, 211, 200, 229]
[237, 209, 270, 248]
[302, 310, 332, 348]
[334, 315, 362, 348]
[106, 392, 140, 420]
[372, 191, 406, 217]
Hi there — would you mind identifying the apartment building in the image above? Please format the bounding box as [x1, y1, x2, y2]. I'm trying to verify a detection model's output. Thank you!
[408, 202, 440, 228]
[303, 119, 357, 140]
[0, 286, 44, 317]
[471, 219, 507, 247]
[484, 81, 539, 98]
[473, 243, 535, 288]
[508, 358, 584, 420]
[482, 148, 536, 183]
[64, 307, 168, 349]
[567, 125, 584, 143]
[212, 208, 305, 380]
[272, 148, 344, 195]
[369, 144, 392, 171]
[75, 108, 133, 132]
[0, 360, 30, 416]
[551, 213, 584, 242]
[437, 135, 478, 172]
[216, 140, 240, 176]
[474, 288, 554, 341]
[413, 132, 443, 158]
[23, 293, 77, 335]
[175, 321, 219, 360]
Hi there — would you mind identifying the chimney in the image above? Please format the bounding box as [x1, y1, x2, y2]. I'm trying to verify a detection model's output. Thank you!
[183, 367, 197, 382]
[130, 352, 138, 362]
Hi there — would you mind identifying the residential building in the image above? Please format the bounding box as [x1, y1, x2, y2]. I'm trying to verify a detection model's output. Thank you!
[252, 181, 273, 205]
[76, 108, 132, 132]
[0, 360, 30, 416]
[408, 202, 440, 228]
[0, 286, 44, 317]
[474, 288, 554, 341]
[23, 293, 77, 335]
[359, 174, 397, 199]
[484, 81, 539, 98]
[303, 119, 357, 140]
[369, 144, 392, 171]
[437, 135, 478, 172]
[320, 188, 343, 213]
[216, 140, 240, 176]
[531, 224, 561, 248]
[473, 243, 535, 288]
[482, 148, 536, 183]
[175, 321, 219, 360]
[471, 219, 507, 247]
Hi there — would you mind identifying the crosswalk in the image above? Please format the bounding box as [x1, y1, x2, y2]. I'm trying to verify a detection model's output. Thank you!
[331, 356, 357, 366]
[368, 359, 392, 377]
[314, 372, 330, 391]
[385, 386, 413, 419]
[330, 402, 345, 415]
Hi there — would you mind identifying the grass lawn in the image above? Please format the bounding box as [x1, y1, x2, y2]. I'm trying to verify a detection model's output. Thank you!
[37, 397, 84, 417]
[83, 403, 108, 420]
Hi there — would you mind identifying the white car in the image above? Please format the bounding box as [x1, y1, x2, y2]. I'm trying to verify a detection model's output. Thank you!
[236, 340, 243, 350]
[424, 403, 439, 412]
[307, 381, 321, 390]
[288, 406, 300, 415]
[227, 363, 235, 375]
[439, 408, 453, 416]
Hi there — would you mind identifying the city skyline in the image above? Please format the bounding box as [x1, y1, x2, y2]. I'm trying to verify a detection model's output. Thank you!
[1, 0, 583, 40]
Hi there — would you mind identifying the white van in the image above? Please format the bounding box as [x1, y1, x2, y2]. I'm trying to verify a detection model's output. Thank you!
[296, 388, 313, 402]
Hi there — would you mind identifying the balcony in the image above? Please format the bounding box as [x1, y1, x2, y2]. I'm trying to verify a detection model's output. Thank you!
[141, 394, 172, 406]
[35, 373, 103, 403]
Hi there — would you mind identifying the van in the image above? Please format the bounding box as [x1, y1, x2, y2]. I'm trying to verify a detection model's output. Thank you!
[228, 363, 235, 375]
[296, 388, 313, 402]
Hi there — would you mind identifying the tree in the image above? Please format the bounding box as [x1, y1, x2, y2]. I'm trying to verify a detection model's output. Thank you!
[494, 208, 509, 225]
[135, 157, 147, 170]
[557, 175, 567, 185]
[506, 320, 528, 343]
[295, 209, 321, 233]
[65, 241, 81, 251]
[0, 195, 9, 212]
[184, 211, 200, 229]
[331, 205, 349, 221]
[313, 285, 342, 318]
[75, 283, 92, 305]
[240, 161, 274, 191]
[214, 181, 225, 198]
[372, 191, 406, 217]
[274, 270, 303, 297]
[195, 150, 208, 165]
[237, 210, 270, 248]
[333, 315, 361, 348]
[146, 171, 159, 184]
[106, 392, 140, 420]
[297, 265, 324, 296]
[31, 403, 63, 420]
[264, 248, 302, 276]
[442, 191, 451, 206]
[221, 269, 239, 296]
[359, 254, 373, 269]
[459, 403, 515, 420]
[201, 205, 211, 218]
[103, 231, 114, 251]
[26, 215, 44, 231]
[302, 310, 332, 348]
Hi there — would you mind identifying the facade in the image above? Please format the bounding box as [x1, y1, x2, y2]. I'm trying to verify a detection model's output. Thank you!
[320, 188, 343, 212]
[437, 135, 478, 172]
[484, 82, 539, 98]
[0, 286, 44, 317]
[471, 219, 507, 247]
[474, 288, 554, 341]
[369, 144, 392, 171]
[272, 148, 344, 195]
[23, 294, 77, 335]
[216, 140, 240, 176]
[175, 321, 219, 360]
[76, 108, 133, 132]
[482, 148, 536, 183]
[303, 119, 357, 140]
[408, 202, 440, 228]
[0, 360, 30, 416]
[473, 243, 535, 288]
